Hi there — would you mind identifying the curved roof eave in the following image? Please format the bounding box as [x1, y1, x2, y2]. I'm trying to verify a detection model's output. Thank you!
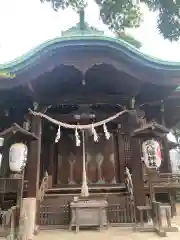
[0, 35, 180, 74]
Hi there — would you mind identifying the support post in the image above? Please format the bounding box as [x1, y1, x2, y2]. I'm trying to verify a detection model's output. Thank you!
[131, 138, 146, 220]
[117, 131, 125, 182]
[161, 137, 177, 216]
[48, 143, 54, 188]
[27, 114, 42, 229]
[161, 137, 172, 173]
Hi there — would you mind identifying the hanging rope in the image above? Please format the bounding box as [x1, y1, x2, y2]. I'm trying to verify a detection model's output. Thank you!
[81, 130, 89, 197]
[28, 109, 127, 129]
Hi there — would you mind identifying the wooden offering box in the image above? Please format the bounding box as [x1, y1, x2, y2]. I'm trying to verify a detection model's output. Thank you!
[69, 199, 108, 232]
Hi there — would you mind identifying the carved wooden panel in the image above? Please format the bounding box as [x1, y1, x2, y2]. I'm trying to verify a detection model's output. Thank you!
[57, 133, 82, 185]
[57, 131, 120, 185]
[123, 135, 132, 169]
[73, 145, 83, 184]
[86, 134, 119, 184]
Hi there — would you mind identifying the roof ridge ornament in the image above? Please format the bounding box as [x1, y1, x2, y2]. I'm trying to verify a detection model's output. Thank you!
[79, 9, 85, 30]
[61, 7, 104, 36]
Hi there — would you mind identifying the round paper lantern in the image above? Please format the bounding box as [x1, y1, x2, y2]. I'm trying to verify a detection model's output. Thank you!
[9, 143, 28, 172]
[142, 139, 162, 168]
[0, 137, 4, 147]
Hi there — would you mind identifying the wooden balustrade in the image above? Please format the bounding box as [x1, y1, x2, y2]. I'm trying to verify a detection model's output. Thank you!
[0, 205, 20, 238]
[0, 178, 28, 193]
[38, 172, 49, 202]
[144, 173, 180, 188]
[39, 192, 135, 228]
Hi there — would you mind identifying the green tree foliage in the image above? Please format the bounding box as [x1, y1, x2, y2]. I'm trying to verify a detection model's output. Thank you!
[41, 0, 180, 41]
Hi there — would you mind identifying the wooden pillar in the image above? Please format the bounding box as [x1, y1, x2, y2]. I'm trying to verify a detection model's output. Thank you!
[160, 100, 172, 173]
[47, 143, 54, 188]
[131, 138, 146, 219]
[26, 114, 42, 232]
[117, 131, 125, 182]
[27, 115, 42, 197]
[161, 137, 172, 173]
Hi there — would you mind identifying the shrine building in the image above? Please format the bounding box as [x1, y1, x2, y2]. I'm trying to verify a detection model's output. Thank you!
[0, 11, 180, 235]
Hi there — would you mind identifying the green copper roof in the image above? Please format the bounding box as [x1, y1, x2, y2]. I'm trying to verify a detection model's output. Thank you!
[0, 9, 180, 73]
[62, 22, 104, 37]
[0, 35, 180, 72]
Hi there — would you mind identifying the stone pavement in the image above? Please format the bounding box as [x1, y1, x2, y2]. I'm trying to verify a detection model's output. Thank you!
[34, 205, 180, 240]
[34, 226, 180, 240]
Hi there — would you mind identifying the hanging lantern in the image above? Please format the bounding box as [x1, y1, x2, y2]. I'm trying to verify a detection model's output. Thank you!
[0, 137, 4, 147]
[9, 143, 28, 172]
[142, 139, 162, 169]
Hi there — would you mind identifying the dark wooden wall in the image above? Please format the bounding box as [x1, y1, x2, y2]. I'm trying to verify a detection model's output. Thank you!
[55, 132, 120, 185]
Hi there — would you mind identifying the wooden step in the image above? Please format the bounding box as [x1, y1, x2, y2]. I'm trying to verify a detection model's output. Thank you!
[46, 184, 126, 195]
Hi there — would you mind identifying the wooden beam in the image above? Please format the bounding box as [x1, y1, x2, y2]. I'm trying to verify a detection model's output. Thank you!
[37, 94, 130, 105]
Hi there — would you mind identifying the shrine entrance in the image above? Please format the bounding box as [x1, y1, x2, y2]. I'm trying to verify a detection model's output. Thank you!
[55, 129, 120, 186]
[39, 116, 136, 227]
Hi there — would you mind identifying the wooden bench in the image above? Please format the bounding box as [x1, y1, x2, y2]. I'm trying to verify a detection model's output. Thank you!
[159, 204, 178, 232]
[136, 205, 152, 231]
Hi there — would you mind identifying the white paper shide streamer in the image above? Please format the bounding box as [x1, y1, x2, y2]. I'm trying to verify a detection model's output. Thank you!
[103, 123, 111, 140]
[30, 108, 127, 146]
[55, 125, 61, 143]
[29, 108, 127, 200]
[91, 123, 98, 142]
[75, 127, 81, 146]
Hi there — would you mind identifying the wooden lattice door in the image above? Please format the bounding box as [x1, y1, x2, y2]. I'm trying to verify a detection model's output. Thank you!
[86, 133, 120, 184]
[57, 131, 120, 185]
[57, 133, 83, 185]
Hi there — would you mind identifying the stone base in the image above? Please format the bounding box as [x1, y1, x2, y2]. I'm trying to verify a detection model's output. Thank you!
[20, 198, 36, 239]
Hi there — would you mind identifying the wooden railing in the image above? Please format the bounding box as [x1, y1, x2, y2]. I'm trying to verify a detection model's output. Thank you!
[144, 173, 180, 188]
[38, 172, 48, 202]
[0, 178, 28, 193]
[39, 192, 135, 227]
[1, 206, 20, 238]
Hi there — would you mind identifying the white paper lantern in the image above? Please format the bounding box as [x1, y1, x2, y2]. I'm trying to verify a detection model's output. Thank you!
[0, 137, 4, 147]
[9, 143, 28, 172]
[142, 139, 162, 168]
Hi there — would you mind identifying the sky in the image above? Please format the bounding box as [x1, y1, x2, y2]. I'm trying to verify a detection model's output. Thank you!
[0, 0, 180, 64]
